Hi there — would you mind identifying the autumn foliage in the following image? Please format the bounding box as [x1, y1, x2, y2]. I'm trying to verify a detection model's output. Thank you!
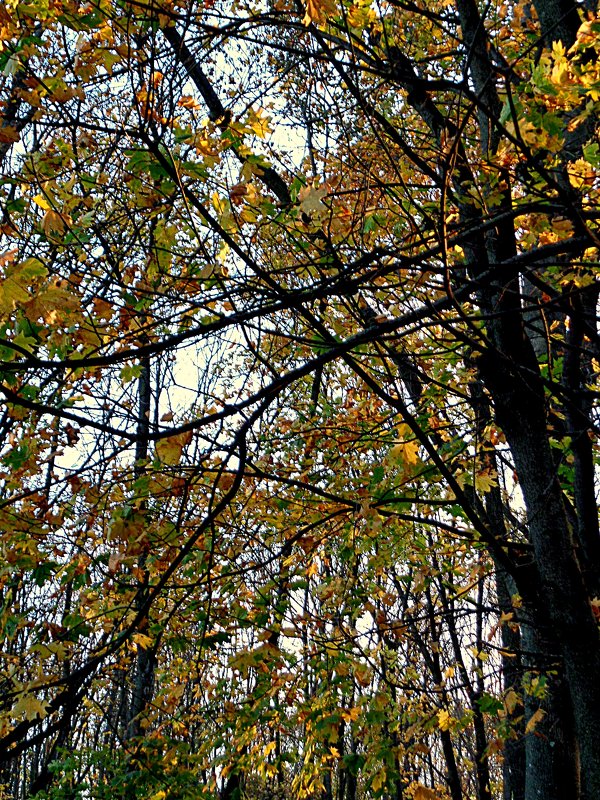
[0, 0, 599, 799]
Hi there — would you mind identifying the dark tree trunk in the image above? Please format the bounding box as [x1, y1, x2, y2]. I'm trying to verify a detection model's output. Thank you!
[521, 620, 579, 800]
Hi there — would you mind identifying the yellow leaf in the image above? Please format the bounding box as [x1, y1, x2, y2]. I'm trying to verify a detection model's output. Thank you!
[246, 107, 272, 139]
[156, 430, 192, 465]
[306, 560, 319, 577]
[437, 708, 452, 731]
[0, 274, 30, 316]
[132, 633, 154, 650]
[347, 2, 375, 30]
[505, 689, 520, 715]
[264, 741, 277, 757]
[389, 438, 419, 465]
[567, 158, 595, 189]
[12, 693, 50, 722]
[178, 95, 202, 110]
[24, 279, 79, 324]
[341, 706, 361, 722]
[354, 663, 372, 687]
[525, 707, 545, 734]
[474, 469, 498, 493]
[371, 770, 386, 793]
[33, 194, 52, 211]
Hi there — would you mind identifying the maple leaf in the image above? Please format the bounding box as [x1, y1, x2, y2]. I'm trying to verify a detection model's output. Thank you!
[132, 633, 154, 650]
[302, 0, 337, 25]
[474, 468, 498, 493]
[298, 184, 327, 216]
[178, 95, 202, 109]
[92, 297, 113, 322]
[341, 706, 361, 722]
[371, 770, 386, 794]
[389, 439, 419, 466]
[12, 694, 50, 722]
[229, 182, 248, 205]
[42, 209, 65, 236]
[24, 278, 79, 324]
[156, 430, 193, 465]
[437, 708, 452, 731]
[0, 126, 20, 143]
[245, 107, 272, 139]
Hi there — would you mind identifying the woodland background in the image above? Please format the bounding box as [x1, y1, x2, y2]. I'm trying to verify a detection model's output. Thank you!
[0, 0, 599, 798]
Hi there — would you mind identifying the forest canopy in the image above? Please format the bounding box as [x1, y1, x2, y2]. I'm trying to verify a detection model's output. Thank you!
[0, 0, 599, 798]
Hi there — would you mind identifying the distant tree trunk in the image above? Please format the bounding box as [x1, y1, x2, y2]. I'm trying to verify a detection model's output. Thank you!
[495, 568, 525, 800]
[126, 353, 156, 741]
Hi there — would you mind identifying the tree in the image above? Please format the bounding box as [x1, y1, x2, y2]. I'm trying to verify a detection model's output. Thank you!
[0, 0, 599, 798]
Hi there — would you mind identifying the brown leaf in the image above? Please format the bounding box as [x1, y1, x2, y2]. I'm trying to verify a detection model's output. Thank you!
[0, 126, 20, 144]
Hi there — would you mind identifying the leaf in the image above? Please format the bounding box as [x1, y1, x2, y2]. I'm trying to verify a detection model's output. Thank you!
[341, 706, 361, 722]
[303, 0, 337, 25]
[156, 430, 193, 465]
[567, 158, 595, 189]
[92, 297, 114, 322]
[0, 126, 20, 144]
[33, 194, 52, 211]
[389, 438, 419, 466]
[12, 693, 51, 722]
[525, 707, 545, 734]
[371, 770, 386, 794]
[477, 693, 503, 715]
[582, 142, 600, 168]
[121, 364, 144, 384]
[505, 689, 521, 715]
[437, 708, 452, 731]
[132, 633, 154, 650]
[298, 185, 327, 215]
[24, 279, 79, 324]
[263, 741, 277, 756]
[413, 786, 438, 800]
[0, 273, 31, 316]
[474, 469, 498, 493]
[246, 107, 272, 139]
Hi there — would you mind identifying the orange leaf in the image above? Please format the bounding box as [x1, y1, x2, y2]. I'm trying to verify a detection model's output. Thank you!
[303, 0, 337, 25]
